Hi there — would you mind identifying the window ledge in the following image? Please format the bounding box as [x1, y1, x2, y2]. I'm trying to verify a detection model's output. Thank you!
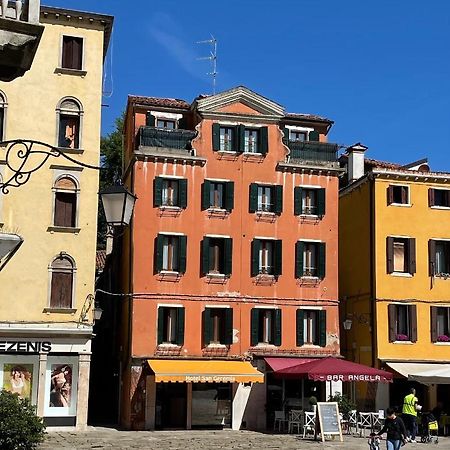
[47, 226, 80, 234]
[300, 344, 322, 348]
[54, 67, 87, 77]
[158, 343, 181, 348]
[206, 272, 227, 278]
[217, 150, 238, 155]
[391, 272, 413, 278]
[159, 205, 181, 211]
[434, 341, 450, 345]
[300, 275, 320, 280]
[43, 308, 77, 314]
[56, 147, 84, 155]
[392, 340, 414, 344]
[256, 211, 276, 216]
[389, 203, 412, 208]
[434, 274, 450, 280]
[254, 343, 277, 348]
[430, 206, 450, 210]
[243, 152, 263, 156]
[299, 214, 320, 218]
[206, 343, 228, 349]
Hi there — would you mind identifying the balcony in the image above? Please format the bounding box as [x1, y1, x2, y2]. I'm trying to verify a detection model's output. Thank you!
[137, 126, 197, 157]
[284, 140, 339, 168]
[0, 0, 44, 81]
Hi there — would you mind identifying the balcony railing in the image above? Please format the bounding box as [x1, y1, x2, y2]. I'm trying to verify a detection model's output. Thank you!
[138, 126, 196, 152]
[284, 139, 339, 165]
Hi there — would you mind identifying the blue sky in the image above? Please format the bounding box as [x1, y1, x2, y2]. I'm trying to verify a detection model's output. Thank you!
[49, 0, 450, 170]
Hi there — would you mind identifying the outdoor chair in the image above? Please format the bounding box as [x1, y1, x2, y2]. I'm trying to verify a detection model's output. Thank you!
[358, 412, 373, 437]
[288, 409, 302, 434]
[371, 412, 384, 432]
[347, 409, 358, 435]
[273, 410, 287, 432]
[303, 411, 316, 438]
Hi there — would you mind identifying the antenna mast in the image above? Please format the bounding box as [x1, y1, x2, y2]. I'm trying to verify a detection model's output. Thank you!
[197, 35, 217, 95]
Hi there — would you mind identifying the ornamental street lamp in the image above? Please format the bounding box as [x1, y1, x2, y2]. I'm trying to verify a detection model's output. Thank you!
[0, 232, 23, 271]
[99, 184, 137, 229]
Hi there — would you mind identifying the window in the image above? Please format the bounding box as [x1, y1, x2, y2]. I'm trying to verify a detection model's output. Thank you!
[244, 129, 259, 153]
[388, 304, 417, 342]
[154, 177, 187, 208]
[283, 128, 319, 142]
[295, 241, 326, 279]
[429, 189, 450, 208]
[57, 98, 82, 149]
[219, 127, 235, 151]
[61, 36, 83, 70]
[251, 239, 282, 277]
[429, 240, 450, 277]
[201, 180, 234, 211]
[49, 254, 75, 309]
[296, 310, 327, 347]
[0, 91, 6, 140]
[431, 307, 450, 342]
[53, 176, 78, 228]
[291, 130, 307, 141]
[155, 234, 187, 274]
[201, 237, 232, 276]
[294, 187, 326, 216]
[386, 237, 416, 275]
[250, 309, 281, 346]
[249, 184, 283, 214]
[387, 185, 409, 205]
[156, 119, 176, 129]
[157, 307, 185, 345]
[203, 308, 233, 346]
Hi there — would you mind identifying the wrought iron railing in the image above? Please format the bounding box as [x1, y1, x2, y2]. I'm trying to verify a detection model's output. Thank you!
[138, 126, 196, 151]
[284, 140, 338, 164]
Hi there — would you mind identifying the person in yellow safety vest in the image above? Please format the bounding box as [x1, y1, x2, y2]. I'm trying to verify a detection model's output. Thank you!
[402, 388, 419, 443]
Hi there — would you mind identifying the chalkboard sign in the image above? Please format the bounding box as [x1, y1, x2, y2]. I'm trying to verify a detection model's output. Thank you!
[317, 402, 343, 442]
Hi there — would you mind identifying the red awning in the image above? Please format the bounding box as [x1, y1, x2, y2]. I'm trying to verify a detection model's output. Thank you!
[265, 357, 315, 372]
[275, 357, 393, 383]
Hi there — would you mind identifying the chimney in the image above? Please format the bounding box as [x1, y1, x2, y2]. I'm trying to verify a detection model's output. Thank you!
[347, 143, 368, 183]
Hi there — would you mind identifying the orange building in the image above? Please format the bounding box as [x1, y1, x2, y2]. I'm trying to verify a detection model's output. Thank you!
[118, 86, 342, 430]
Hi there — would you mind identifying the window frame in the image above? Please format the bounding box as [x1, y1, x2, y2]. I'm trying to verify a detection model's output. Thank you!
[47, 253, 76, 311]
[250, 307, 282, 346]
[161, 178, 179, 207]
[219, 126, 236, 152]
[161, 235, 180, 273]
[56, 97, 84, 151]
[60, 35, 85, 72]
[52, 175, 79, 229]
[388, 303, 417, 343]
[387, 184, 410, 206]
[435, 307, 450, 341]
[202, 235, 233, 277]
[157, 305, 185, 346]
[156, 118, 176, 130]
[434, 240, 450, 277]
[244, 128, 260, 154]
[155, 233, 187, 275]
[430, 188, 450, 209]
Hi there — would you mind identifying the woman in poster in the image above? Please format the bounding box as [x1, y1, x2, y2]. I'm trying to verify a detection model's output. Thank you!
[49, 365, 72, 408]
[8, 366, 32, 399]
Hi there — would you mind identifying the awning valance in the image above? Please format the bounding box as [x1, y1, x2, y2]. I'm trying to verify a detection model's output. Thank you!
[265, 357, 315, 372]
[147, 359, 264, 383]
[387, 362, 450, 385]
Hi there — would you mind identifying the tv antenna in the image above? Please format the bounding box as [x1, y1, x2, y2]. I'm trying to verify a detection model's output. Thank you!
[197, 35, 217, 94]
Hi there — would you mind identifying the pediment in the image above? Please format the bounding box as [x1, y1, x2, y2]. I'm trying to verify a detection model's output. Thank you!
[196, 86, 285, 118]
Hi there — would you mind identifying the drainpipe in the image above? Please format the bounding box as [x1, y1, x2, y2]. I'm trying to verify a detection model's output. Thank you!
[369, 174, 376, 369]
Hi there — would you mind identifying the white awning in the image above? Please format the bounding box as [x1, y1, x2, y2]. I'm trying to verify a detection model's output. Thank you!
[387, 362, 450, 385]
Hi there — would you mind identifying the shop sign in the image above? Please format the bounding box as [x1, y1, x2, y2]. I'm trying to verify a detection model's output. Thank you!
[185, 375, 236, 383]
[321, 374, 382, 382]
[0, 341, 52, 353]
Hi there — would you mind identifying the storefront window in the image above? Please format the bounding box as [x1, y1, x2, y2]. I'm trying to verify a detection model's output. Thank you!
[192, 383, 231, 428]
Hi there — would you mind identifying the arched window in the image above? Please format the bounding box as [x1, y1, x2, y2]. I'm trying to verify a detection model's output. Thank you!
[0, 91, 7, 140]
[53, 176, 78, 228]
[57, 98, 83, 149]
[49, 253, 76, 309]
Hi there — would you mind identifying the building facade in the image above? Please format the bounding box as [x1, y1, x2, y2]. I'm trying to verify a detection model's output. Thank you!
[118, 86, 342, 430]
[0, 6, 112, 428]
[339, 148, 450, 412]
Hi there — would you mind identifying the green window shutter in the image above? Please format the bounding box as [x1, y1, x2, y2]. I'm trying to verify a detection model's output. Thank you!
[224, 308, 233, 345]
[273, 240, 283, 276]
[224, 238, 233, 276]
[283, 127, 290, 143]
[157, 307, 164, 345]
[203, 308, 212, 346]
[154, 177, 163, 207]
[259, 127, 269, 154]
[178, 236, 187, 274]
[146, 112, 155, 127]
[317, 188, 326, 216]
[318, 310, 327, 347]
[295, 241, 304, 278]
[201, 237, 210, 275]
[249, 183, 258, 213]
[238, 124, 245, 152]
[274, 309, 282, 346]
[274, 185, 283, 215]
[179, 179, 188, 209]
[201, 180, 211, 210]
[225, 181, 234, 211]
[212, 123, 221, 151]
[309, 130, 319, 142]
[250, 309, 259, 346]
[296, 309, 305, 346]
[155, 235, 164, 273]
[251, 239, 260, 277]
[294, 186, 302, 216]
[176, 308, 185, 346]
[318, 243, 326, 279]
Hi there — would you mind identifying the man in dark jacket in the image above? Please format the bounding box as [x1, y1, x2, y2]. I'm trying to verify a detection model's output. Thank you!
[377, 408, 407, 450]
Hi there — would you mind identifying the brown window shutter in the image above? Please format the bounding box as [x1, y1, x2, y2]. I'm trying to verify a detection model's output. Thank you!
[401, 186, 408, 204]
[54, 193, 76, 227]
[387, 186, 394, 205]
[429, 239, 436, 276]
[428, 188, 435, 207]
[431, 306, 438, 342]
[410, 305, 418, 342]
[50, 272, 73, 308]
[388, 304, 397, 342]
[386, 237, 394, 273]
[408, 238, 416, 274]
[62, 37, 72, 68]
[72, 38, 83, 70]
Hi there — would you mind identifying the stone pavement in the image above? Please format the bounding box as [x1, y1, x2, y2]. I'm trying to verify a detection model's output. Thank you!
[39, 428, 449, 450]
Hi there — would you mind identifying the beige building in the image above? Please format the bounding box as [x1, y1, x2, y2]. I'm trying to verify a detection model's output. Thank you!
[0, 5, 112, 428]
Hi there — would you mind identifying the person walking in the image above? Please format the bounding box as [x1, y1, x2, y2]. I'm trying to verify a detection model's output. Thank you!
[402, 387, 419, 442]
[377, 408, 407, 450]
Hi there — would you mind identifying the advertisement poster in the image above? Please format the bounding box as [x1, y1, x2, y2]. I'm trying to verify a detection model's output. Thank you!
[49, 364, 73, 408]
[2, 364, 33, 400]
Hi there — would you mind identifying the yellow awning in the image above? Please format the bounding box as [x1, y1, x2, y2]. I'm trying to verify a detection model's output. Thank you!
[147, 359, 264, 383]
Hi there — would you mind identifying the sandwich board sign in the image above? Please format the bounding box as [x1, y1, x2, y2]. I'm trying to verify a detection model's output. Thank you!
[317, 402, 343, 442]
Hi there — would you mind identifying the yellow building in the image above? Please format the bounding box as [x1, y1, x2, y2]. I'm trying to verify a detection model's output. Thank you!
[340, 146, 450, 413]
[0, 5, 112, 429]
